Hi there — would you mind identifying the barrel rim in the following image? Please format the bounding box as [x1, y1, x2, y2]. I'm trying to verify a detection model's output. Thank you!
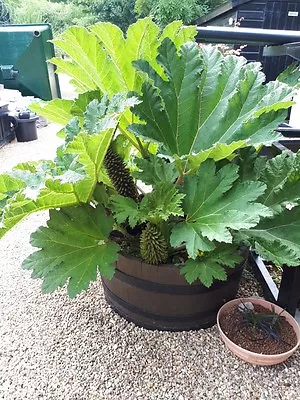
[104, 263, 244, 294]
[116, 252, 247, 286]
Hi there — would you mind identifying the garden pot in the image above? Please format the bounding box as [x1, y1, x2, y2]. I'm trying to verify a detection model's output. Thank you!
[101, 254, 245, 331]
[15, 114, 38, 142]
[217, 297, 300, 366]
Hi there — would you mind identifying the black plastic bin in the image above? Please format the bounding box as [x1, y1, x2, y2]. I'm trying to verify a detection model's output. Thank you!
[0, 103, 16, 145]
[15, 114, 38, 142]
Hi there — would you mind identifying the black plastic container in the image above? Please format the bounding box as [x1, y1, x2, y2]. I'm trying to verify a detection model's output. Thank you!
[0, 103, 16, 146]
[15, 114, 38, 142]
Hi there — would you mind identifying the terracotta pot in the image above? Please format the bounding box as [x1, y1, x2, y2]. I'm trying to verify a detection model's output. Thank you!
[217, 297, 300, 366]
[101, 254, 245, 331]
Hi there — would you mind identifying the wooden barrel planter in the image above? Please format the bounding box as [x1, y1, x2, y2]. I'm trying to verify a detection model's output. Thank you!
[101, 254, 245, 331]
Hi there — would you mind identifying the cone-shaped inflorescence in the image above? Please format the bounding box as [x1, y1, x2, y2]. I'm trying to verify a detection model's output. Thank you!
[104, 147, 138, 201]
[140, 223, 168, 265]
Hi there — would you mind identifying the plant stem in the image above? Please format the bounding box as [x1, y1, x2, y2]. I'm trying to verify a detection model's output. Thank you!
[136, 137, 149, 159]
[118, 125, 148, 159]
[118, 125, 140, 149]
[176, 175, 184, 185]
[174, 157, 184, 185]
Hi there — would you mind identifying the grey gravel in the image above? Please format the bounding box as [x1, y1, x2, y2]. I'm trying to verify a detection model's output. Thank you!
[1, 126, 300, 400]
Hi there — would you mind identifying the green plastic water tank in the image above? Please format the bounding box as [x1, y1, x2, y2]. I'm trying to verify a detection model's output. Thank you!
[0, 24, 61, 100]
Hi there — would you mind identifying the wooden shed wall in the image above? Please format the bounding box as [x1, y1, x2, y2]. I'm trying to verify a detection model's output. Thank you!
[198, 0, 300, 80]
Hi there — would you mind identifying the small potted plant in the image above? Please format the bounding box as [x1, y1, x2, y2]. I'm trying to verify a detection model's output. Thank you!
[217, 297, 300, 365]
[0, 19, 300, 331]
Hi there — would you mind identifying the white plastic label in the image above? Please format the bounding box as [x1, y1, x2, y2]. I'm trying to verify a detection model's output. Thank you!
[288, 11, 299, 16]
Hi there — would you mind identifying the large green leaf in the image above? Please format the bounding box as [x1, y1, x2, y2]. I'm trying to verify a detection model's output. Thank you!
[0, 174, 26, 211]
[171, 160, 271, 251]
[30, 99, 74, 125]
[240, 207, 300, 266]
[110, 195, 139, 228]
[160, 21, 197, 49]
[257, 151, 300, 212]
[170, 222, 215, 258]
[0, 188, 79, 238]
[53, 96, 139, 202]
[132, 154, 178, 185]
[51, 18, 196, 96]
[23, 205, 119, 298]
[277, 62, 300, 88]
[30, 20, 195, 157]
[254, 241, 299, 267]
[90, 19, 159, 93]
[8, 161, 59, 202]
[64, 131, 112, 202]
[181, 259, 227, 287]
[47, 19, 196, 150]
[84, 95, 140, 134]
[129, 40, 295, 161]
[0, 158, 87, 238]
[235, 147, 267, 182]
[187, 141, 247, 172]
[139, 182, 185, 224]
[0, 173, 25, 198]
[111, 182, 185, 227]
[63, 118, 81, 144]
[51, 26, 113, 93]
[30, 91, 133, 132]
[180, 245, 243, 286]
[1, 96, 135, 238]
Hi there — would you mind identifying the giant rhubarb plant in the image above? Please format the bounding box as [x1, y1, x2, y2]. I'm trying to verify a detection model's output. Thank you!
[0, 20, 300, 297]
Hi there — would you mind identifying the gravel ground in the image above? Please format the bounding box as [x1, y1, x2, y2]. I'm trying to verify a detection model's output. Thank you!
[1, 127, 300, 400]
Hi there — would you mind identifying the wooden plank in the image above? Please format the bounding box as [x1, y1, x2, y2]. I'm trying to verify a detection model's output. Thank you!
[248, 253, 300, 316]
[279, 139, 300, 152]
[248, 252, 279, 302]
